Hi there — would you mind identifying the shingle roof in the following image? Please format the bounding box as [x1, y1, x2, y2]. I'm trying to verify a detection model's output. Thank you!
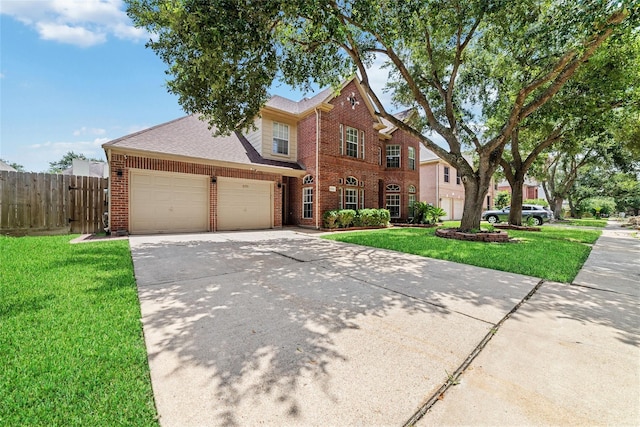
[265, 86, 334, 114]
[103, 115, 302, 171]
[0, 160, 17, 172]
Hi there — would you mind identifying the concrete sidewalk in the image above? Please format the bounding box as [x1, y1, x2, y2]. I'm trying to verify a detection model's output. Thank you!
[421, 221, 640, 425]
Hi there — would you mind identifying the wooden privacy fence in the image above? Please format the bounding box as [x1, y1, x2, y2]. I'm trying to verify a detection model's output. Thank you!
[0, 171, 108, 236]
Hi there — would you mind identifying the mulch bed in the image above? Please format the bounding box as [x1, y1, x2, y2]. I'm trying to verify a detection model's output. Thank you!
[493, 224, 541, 231]
[435, 228, 510, 243]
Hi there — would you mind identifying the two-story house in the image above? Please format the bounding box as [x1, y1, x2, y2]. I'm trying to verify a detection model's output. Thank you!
[102, 77, 420, 234]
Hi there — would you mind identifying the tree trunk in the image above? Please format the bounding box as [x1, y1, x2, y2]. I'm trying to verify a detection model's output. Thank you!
[459, 179, 487, 231]
[552, 196, 564, 219]
[508, 178, 525, 225]
[568, 195, 578, 218]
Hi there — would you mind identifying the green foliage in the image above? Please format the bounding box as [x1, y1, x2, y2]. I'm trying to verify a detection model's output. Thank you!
[524, 198, 549, 208]
[581, 197, 617, 217]
[125, 0, 630, 231]
[495, 191, 511, 209]
[324, 209, 389, 228]
[322, 226, 601, 283]
[0, 235, 157, 425]
[410, 202, 446, 224]
[0, 158, 25, 171]
[323, 210, 339, 229]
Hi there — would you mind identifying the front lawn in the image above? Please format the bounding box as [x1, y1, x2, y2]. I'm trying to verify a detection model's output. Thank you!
[322, 225, 601, 283]
[562, 218, 608, 227]
[0, 235, 157, 426]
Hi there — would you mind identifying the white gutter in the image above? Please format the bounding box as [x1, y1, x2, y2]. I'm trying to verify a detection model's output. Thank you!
[105, 148, 112, 233]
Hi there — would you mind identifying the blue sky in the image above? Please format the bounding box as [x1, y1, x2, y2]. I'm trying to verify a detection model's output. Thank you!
[1, 0, 361, 173]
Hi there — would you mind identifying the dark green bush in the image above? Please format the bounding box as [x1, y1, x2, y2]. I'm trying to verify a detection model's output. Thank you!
[336, 209, 356, 228]
[323, 209, 390, 228]
[323, 210, 339, 229]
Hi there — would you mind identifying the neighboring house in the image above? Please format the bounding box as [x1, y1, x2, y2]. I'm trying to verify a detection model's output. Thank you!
[102, 77, 420, 234]
[0, 160, 17, 172]
[496, 179, 542, 200]
[419, 148, 496, 220]
[62, 159, 109, 178]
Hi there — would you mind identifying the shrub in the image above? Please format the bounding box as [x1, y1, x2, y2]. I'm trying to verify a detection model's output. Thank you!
[324, 209, 390, 228]
[524, 198, 549, 208]
[323, 210, 339, 229]
[495, 191, 511, 209]
[336, 209, 356, 228]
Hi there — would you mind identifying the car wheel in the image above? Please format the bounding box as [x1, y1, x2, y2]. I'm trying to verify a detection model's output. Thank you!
[532, 217, 542, 226]
[487, 215, 499, 224]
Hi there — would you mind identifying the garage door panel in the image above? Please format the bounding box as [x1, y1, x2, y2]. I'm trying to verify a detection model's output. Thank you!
[217, 178, 272, 231]
[130, 170, 209, 234]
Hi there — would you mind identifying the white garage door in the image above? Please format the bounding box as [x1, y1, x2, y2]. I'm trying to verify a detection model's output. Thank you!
[453, 199, 464, 220]
[130, 170, 209, 234]
[440, 197, 452, 220]
[217, 177, 273, 231]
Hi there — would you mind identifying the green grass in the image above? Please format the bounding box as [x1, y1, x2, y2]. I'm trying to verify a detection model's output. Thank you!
[563, 218, 608, 227]
[0, 235, 157, 426]
[323, 225, 601, 283]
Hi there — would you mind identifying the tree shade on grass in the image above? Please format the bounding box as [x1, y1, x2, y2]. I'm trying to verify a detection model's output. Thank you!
[0, 235, 157, 426]
[322, 226, 601, 283]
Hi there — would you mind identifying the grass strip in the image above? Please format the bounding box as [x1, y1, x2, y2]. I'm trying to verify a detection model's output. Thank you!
[0, 235, 157, 426]
[322, 226, 601, 283]
[563, 218, 608, 227]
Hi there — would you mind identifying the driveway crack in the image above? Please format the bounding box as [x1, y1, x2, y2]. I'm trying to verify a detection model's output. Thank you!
[403, 279, 546, 427]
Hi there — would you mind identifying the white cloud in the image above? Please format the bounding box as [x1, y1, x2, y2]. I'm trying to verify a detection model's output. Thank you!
[1, 0, 148, 47]
[36, 22, 106, 47]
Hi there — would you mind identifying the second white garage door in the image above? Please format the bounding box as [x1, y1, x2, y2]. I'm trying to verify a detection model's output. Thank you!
[217, 177, 273, 231]
[129, 170, 209, 234]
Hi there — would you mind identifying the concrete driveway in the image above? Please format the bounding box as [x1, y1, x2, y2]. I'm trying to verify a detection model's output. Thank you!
[129, 230, 541, 426]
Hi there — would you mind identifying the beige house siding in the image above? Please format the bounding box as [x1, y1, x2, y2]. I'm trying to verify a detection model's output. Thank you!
[260, 113, 298, 162]
[244, 118, 263, 154]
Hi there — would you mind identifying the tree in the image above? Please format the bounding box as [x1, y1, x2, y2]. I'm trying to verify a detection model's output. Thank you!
[48, 151, 102, 174]
[498, 32, 639, 225]
[0, 158, 25, 171]
[494, 191, 511, 210]
[126, 0, 632, 230]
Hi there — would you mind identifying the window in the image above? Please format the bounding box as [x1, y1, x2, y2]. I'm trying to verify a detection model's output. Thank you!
[339, 124, 344, 155]
[303, 175, 314, 184]
[272, 122, 289, 155]
[346, 127, 359, 158]
[360, 131, 365, 160]
[408, 147, 416, 170]
[456, 170, 461, 185]
[338, 187, 343, 209]
[360, 189, 365, 209]
[386, 184, 401, 218]
[386, 145, 400, 168]
[408, 185, 416, 219]
[386, 194, 400, 218]
[444, 166, 450, 183]
[377, 147, 382, 166]
[303, 188, 313, 218]
[345, 188, 358, 210]
[345, 176, 358, 186]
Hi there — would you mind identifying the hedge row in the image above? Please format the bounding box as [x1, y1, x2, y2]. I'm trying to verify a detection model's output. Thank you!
[323, 209, 390, 229]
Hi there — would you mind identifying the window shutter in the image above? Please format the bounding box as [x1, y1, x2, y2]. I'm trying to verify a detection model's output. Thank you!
[339, 124, 344, 155]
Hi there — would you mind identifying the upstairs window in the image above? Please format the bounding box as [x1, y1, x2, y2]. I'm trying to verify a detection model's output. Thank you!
[386, 145, 400, 168]
[444, 166, 450, 183]
[272, 122, 289, 155]
[346, 127, 359, 158]
[456, 170, 461, 185]
[408, 147, 416, 170]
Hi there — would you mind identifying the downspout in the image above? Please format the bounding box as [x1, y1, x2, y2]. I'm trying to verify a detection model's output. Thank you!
[315, 108, 320, 229]
[436, 162, 440, 208]
[106, 148, 112, 234]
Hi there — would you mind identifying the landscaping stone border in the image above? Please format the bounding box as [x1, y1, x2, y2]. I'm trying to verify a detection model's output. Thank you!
[436, 228, 509, 243]
[494, 224, 541, 232]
